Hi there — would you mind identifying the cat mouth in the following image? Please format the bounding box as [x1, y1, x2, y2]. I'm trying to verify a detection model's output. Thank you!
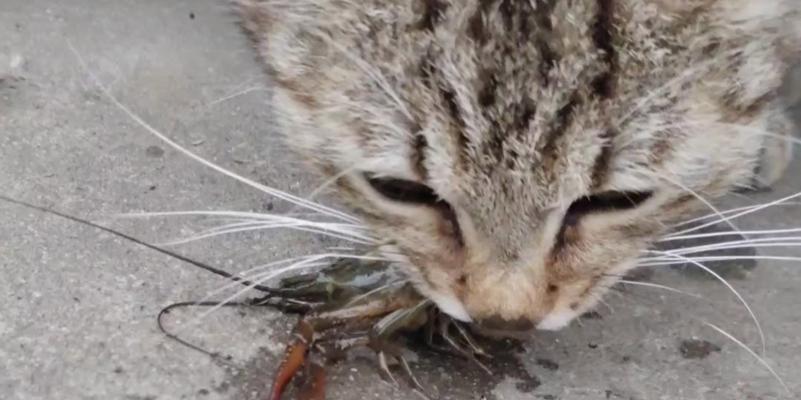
[471, 316, 536, 339]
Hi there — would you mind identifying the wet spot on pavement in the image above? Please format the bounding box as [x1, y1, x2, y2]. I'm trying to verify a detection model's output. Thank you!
[145, 145, 165, 158]
[581, 311, 603, 320]
[679, 339, 721, 359]
[536, 358, 560, 371]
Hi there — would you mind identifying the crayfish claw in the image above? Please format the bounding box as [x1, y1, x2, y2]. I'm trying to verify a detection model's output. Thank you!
[267, 320, 315, 400]
[295, 359, 326, 400]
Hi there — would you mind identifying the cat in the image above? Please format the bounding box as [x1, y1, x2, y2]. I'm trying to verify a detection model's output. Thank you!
[235, 0, 800, 332]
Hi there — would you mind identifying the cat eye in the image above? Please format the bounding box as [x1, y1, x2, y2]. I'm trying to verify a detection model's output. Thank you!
[364, 174, 440, 204]
[364, 173, 464, 245]
[562, 191, 653, 227]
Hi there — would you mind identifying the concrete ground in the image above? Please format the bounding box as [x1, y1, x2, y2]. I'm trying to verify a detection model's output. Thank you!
[2, 1, 800, 399]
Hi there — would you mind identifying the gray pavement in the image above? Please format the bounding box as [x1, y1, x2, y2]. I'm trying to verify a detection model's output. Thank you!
[2, 1, 801, 399]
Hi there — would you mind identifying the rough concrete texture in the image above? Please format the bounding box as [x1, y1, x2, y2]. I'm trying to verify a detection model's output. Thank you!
[2, 1, 801, 399]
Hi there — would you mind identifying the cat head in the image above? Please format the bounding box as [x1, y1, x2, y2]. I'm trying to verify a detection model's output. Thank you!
[238, 0, 798, 331]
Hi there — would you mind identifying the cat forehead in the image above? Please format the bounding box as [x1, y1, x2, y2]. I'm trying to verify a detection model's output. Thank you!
[242, 0, 797, 199]
[342, 0, 794, 188]
[351, 0, 622, 204]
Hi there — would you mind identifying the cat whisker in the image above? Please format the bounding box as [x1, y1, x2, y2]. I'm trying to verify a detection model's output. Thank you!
[642, 169, 747, 241]
[665, 242, 801, 256]
[668, 190, 801, 237]
[327, 246, 358, 252]
[639, 255, 801, 267]
[68, 40, 359, 224]
[158, 222, 375, 247]
[117, 210, 347, 223]
[205, 85, 266, 107]
[170, 249, 391, 324]
[616, 280, 703, 299]
[160, 215, 354, 241]
[661, 235, 801, 249]
[645, 250, 766, 355]
[116, 210, 375, 244]
[174, 256, 333, 333]
[609, 282, 789, 393]
[663, 227, 801, 242]
[179, 250, 394, 334]
[197, 249, 375, 300]
[201, 261, 330, 303]
[210, 219, 350, 232]
[597, 297, 615, 314]
[702, 321, 790, 393]
[669, 202, 801, 230]
[238, 252, 390, 279]
[196, 219, 283, 236]
[613, 273, 767, 313]
[200, 211, 327, 224]
[301, 166, 359, 206]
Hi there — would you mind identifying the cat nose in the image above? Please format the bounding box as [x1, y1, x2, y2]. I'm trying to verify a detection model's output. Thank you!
[476, 316, 536, 333]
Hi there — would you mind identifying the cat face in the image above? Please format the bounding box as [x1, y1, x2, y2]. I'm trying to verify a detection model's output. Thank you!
[239, 0, 798, 331]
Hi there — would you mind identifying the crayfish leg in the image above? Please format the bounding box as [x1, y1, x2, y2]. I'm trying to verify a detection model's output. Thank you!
[437, 318, 493, 376]
[396, 354, 431, 400]
[377, 351, 399, 386]
[267, 320, 315, 400]
[376, 349, 432, 400]
[452, 321, 491, 359]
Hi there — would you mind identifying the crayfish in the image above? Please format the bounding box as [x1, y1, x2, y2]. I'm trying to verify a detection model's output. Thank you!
[256, 258, 493, 400]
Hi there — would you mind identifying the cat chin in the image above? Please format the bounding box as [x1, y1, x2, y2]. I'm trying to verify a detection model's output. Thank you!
[537, 310, 579, 331]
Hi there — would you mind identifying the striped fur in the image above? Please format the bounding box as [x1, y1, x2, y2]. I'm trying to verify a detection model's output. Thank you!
[238, 0, 799, 329]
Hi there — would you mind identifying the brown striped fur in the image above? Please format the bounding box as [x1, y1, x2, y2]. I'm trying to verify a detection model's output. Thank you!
[237, 0, 799, 329]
